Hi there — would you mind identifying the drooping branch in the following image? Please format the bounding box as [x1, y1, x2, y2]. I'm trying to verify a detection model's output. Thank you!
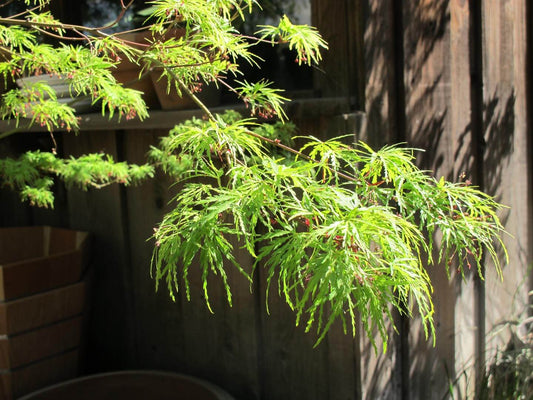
[0, 0, 134, 41]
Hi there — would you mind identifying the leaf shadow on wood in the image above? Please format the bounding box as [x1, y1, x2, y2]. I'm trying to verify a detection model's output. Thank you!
[402, 1, 450, 93]
[455, 90, 515, 268]
[405, 84, 516, 400]
[359, 2, 450, 399]
[482, 91, 515, 202]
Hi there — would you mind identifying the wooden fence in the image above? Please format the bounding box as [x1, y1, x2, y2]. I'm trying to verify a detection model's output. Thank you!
[0, 1, 531, 399]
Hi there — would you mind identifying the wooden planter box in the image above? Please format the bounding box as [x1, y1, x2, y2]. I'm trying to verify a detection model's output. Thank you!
[0, 227, 90, 400]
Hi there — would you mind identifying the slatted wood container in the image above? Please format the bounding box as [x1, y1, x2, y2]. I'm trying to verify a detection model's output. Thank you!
[0, 227, 90, 400]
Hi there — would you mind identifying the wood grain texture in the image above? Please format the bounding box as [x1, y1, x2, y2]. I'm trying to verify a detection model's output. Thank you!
[62, 130, 137, 370]
[0, 251, 83, 301]
[258, 264, 330, 400]
[0, 317, 82, 369]
[0, 282, 85, 335]
[363, 0, 401, 147]
[401, 1, 460, 398]
[7, 350, 79, 399]
[360, 2, 403, 398]
[177, 216, 260, 399]
[448, 1, 482, 397]
[312, 0, 362, 101]
[122, 128, 186, 372]
[481, 0, 531, 372]
[0, 227, 45, 265]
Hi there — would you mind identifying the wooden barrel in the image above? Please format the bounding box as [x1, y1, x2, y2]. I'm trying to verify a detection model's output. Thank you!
[18, 371, 235, 400]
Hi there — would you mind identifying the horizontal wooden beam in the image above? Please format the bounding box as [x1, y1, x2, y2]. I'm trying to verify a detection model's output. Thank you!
[0, 98, 351, 133]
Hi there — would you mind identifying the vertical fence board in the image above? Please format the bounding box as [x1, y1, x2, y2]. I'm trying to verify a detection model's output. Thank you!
[258, 269, 330, 400]
[122, 128, 186, 371]
[215, 245, 261, 400]
[62, 130, 136, 371]
[449, 1, 480, 398]
[312, 0, 362, 102]
[401, 2, 462, 399]
[176, 188, 260, 398]
[360, 1, 402, 399]
[481, 0, 531, 370]
[363, 0, 401, 147]
[326, 319, 360, 400]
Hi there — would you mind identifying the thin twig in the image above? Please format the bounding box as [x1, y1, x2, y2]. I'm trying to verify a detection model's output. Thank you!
[33, 27, 85, 41]
[176, 78, 216, 121]
[6, 3, 42, 19]
[0, 0, 133, 34]
[98, 0, 135, 31]
[0, 0, 16, 9]
[216, 76, 240, 97]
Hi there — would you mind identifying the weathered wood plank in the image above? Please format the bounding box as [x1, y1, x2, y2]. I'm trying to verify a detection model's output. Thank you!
[122, 128, 186, 371]
[363, 0, 402, 147]
[401, 2, 463, 399]
[177, 234, 259, 398]
[4, 350, 79, 399]
[326, 318, 360, 400]
[258, 268, 330, 400]
[360, 1, 403, 398]
[312, 0, 363, 101]
[449, 1, 479, 398]
[0, 317, 82, 369]
[62, 130, 137, 371]
[0, 282, 85, 335]
[481, 0, 531, 377]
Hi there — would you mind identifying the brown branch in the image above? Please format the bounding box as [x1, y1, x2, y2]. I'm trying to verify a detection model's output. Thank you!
[0, 0, 134, 35]
[0, 0, 16, 9]
[0, 17, 82, 32]
[98, 0, 134, 31]
[32, 26, 86, 41]
[216, 76, 240, 97]
[72, 28, 91, 43]
[242, 129, 357, 182]
[6, 4, 42, 19]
